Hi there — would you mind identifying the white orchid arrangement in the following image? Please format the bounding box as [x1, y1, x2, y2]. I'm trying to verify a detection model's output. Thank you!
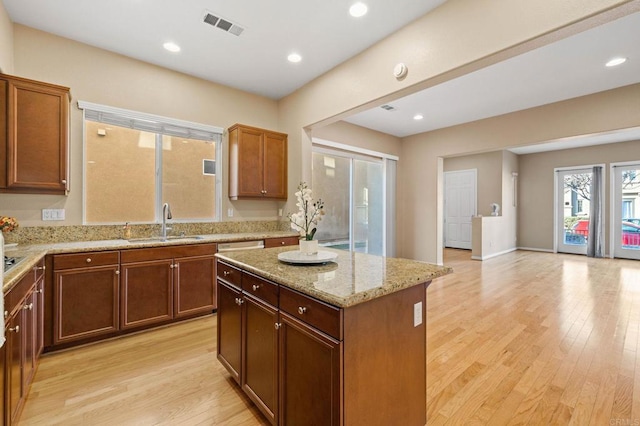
[288, 182, 325, 241]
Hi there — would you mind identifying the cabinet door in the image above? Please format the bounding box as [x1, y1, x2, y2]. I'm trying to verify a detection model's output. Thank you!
[121, 260, 173, 329]
[54, 265, 120, 343]
[243, 294, 279, 424]
[263, 131, 287, 199]
[174, 255, 216, 318]
[279, 312, 342, 426]
[6, 78, 69, 193]
[22, 290, 37, 390]
[217, 280, 242, 384]
[236, 126, 264, 197]
[6, 313, 24, 424]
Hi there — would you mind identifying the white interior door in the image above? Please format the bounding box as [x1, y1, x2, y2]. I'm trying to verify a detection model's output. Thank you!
[612, 164, 640, 260]
[444, 169, 476, 249]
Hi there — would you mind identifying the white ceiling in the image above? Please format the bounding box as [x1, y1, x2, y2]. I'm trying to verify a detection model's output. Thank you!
[3, 1, 639, 150]
[2, 0, 445, 100]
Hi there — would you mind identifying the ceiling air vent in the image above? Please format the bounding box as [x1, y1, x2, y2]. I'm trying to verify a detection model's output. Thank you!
[380, 104, 396, 111]
[203, 11, 245, 36]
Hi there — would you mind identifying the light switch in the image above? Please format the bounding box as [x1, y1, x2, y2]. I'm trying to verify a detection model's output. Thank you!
[414, 302, 423, 327]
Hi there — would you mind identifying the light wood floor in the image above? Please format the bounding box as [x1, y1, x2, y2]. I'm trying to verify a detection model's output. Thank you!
[18, 249, 640, 425]
[428, 249, 640, 425]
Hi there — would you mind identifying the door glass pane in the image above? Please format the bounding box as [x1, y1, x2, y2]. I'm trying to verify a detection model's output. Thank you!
[85, 121, 155, 223]
[620, 168, 640, 250]
[312, 153, 350, 247]
[162, 135, 216, 220]
[353, 159, 383, 255]
[562, 172, 591, 248]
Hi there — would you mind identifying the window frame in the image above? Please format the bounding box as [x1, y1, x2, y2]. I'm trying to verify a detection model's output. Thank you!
[79, 101, 223, 225]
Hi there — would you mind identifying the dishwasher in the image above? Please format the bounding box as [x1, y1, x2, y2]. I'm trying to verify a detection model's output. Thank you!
[217, 240, 265, 252]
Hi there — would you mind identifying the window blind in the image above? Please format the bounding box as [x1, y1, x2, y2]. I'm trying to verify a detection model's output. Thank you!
[78, 101, 223, 143]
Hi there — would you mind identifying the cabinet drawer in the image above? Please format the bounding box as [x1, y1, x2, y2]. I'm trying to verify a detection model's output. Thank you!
[279, 287, 342, 340]
[217, 261, 242, 288]
[264, 236, 299, 248]
[53, 251, 119, 270]
[242, 272, 278, 307]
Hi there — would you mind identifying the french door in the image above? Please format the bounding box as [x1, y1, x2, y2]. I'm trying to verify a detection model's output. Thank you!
[612, 163, 640, 260]
[556, 168, 593, 255]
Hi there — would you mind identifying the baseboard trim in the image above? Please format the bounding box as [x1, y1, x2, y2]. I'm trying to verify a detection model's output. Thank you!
[517, 247, 555, 253]
[471, 247, 517, 261]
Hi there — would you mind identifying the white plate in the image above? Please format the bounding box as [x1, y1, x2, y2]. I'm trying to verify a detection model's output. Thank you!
[277, 250, 338, 265]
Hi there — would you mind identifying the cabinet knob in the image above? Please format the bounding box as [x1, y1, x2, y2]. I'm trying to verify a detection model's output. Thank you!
[274, 323, 281, 330]
[24, 303, 34, 311]
[281, 241, 286, 245]
[298, 306, 307, 315]
[235, 297, 244, 306]
[223, 270, 230, 276]
[252, 284, 260, 291]
[9, 325, 19, 333]
[34, 265, 46, 271]
[86, 258, 92, 263]
[115, 270, 120, 275]
[37, 289, 44, 294]
[62, 179, 67, 184]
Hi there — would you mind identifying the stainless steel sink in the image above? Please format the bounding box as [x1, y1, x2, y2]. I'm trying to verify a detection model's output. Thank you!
[128, 235, 205, 243]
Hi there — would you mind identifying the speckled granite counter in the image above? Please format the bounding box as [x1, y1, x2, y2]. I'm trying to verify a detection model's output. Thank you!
[3, 231, 297, 293]
[215, 246, 452, 308]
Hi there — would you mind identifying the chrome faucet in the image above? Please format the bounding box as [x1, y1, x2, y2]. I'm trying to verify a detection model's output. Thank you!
[161, 202, 172, 241]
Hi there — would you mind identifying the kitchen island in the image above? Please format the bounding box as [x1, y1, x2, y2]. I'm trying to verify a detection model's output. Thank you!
[215, 246, 452, 426]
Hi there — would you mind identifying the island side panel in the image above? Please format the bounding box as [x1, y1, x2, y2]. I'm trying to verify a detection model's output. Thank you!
[343, 281, 428, 426]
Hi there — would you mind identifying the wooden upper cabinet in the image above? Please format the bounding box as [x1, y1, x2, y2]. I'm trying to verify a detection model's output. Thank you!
[228, 123, 287, 200]
[0, 73, 70, 194]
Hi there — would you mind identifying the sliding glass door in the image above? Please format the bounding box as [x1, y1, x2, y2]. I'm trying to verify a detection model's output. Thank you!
[556, 168, 593, 255]
[311, 146, 390, 256]
[612, 164, 640, 260]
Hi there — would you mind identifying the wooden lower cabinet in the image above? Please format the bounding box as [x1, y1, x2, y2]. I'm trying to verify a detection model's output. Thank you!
[279, 312, 341, 426]
[121, 259, 174, 329]
[4, 259, 45, 425]
[53, 251, 120, 343]
[120, 244, 217, 330]
[216, 259, 429, 426]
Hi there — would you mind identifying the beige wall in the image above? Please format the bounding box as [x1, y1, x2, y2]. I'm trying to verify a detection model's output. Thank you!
[312, 121, 401, 158]
[518, 139, 640, 251]
[0, 2, 13, 73]
[0, 25, 281, 227]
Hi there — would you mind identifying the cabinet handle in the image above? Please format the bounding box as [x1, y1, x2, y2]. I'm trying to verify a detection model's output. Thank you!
[37, 289, 44, 294]
[298, 306, 307, 315]
[86, 258, 92, 263]
[235, 297, 244, 306]
[223, 270, 230, 276]
[252, 284, 260, 291]
[115, 270, 120, 275]
[62, 179, 67, 184]
[24, 303, 34, 311]
[34, 265, 46, 271]
[274, 323, 281, 330]
[9, 326, 19, 333]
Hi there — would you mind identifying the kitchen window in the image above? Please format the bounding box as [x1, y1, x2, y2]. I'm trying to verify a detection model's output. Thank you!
[79, 101, 223, 224]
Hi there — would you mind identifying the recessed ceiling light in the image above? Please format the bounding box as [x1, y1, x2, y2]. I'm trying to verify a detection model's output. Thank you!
[349, 2, 368, 18]
[413, 114, 424, 120]
[163, 42, 181, 53]
[288, 53, 302, 63]
[606, 57, 627, 67]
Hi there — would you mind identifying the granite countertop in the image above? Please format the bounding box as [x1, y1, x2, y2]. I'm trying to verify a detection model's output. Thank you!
[3, 231, 297, 293]
[216, 246, 452, 308]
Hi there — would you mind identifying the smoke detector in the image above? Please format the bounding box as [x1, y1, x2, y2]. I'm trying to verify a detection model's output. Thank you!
[203, 11, 245, 36]
[380, 104, 396, 111]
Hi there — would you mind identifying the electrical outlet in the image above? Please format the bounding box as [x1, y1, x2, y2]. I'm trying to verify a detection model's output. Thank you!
[227, 208, 233, 217]
[414, 302, 423, 327]
[42, 209, 65, 221]
[278, 208, 283, 217]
